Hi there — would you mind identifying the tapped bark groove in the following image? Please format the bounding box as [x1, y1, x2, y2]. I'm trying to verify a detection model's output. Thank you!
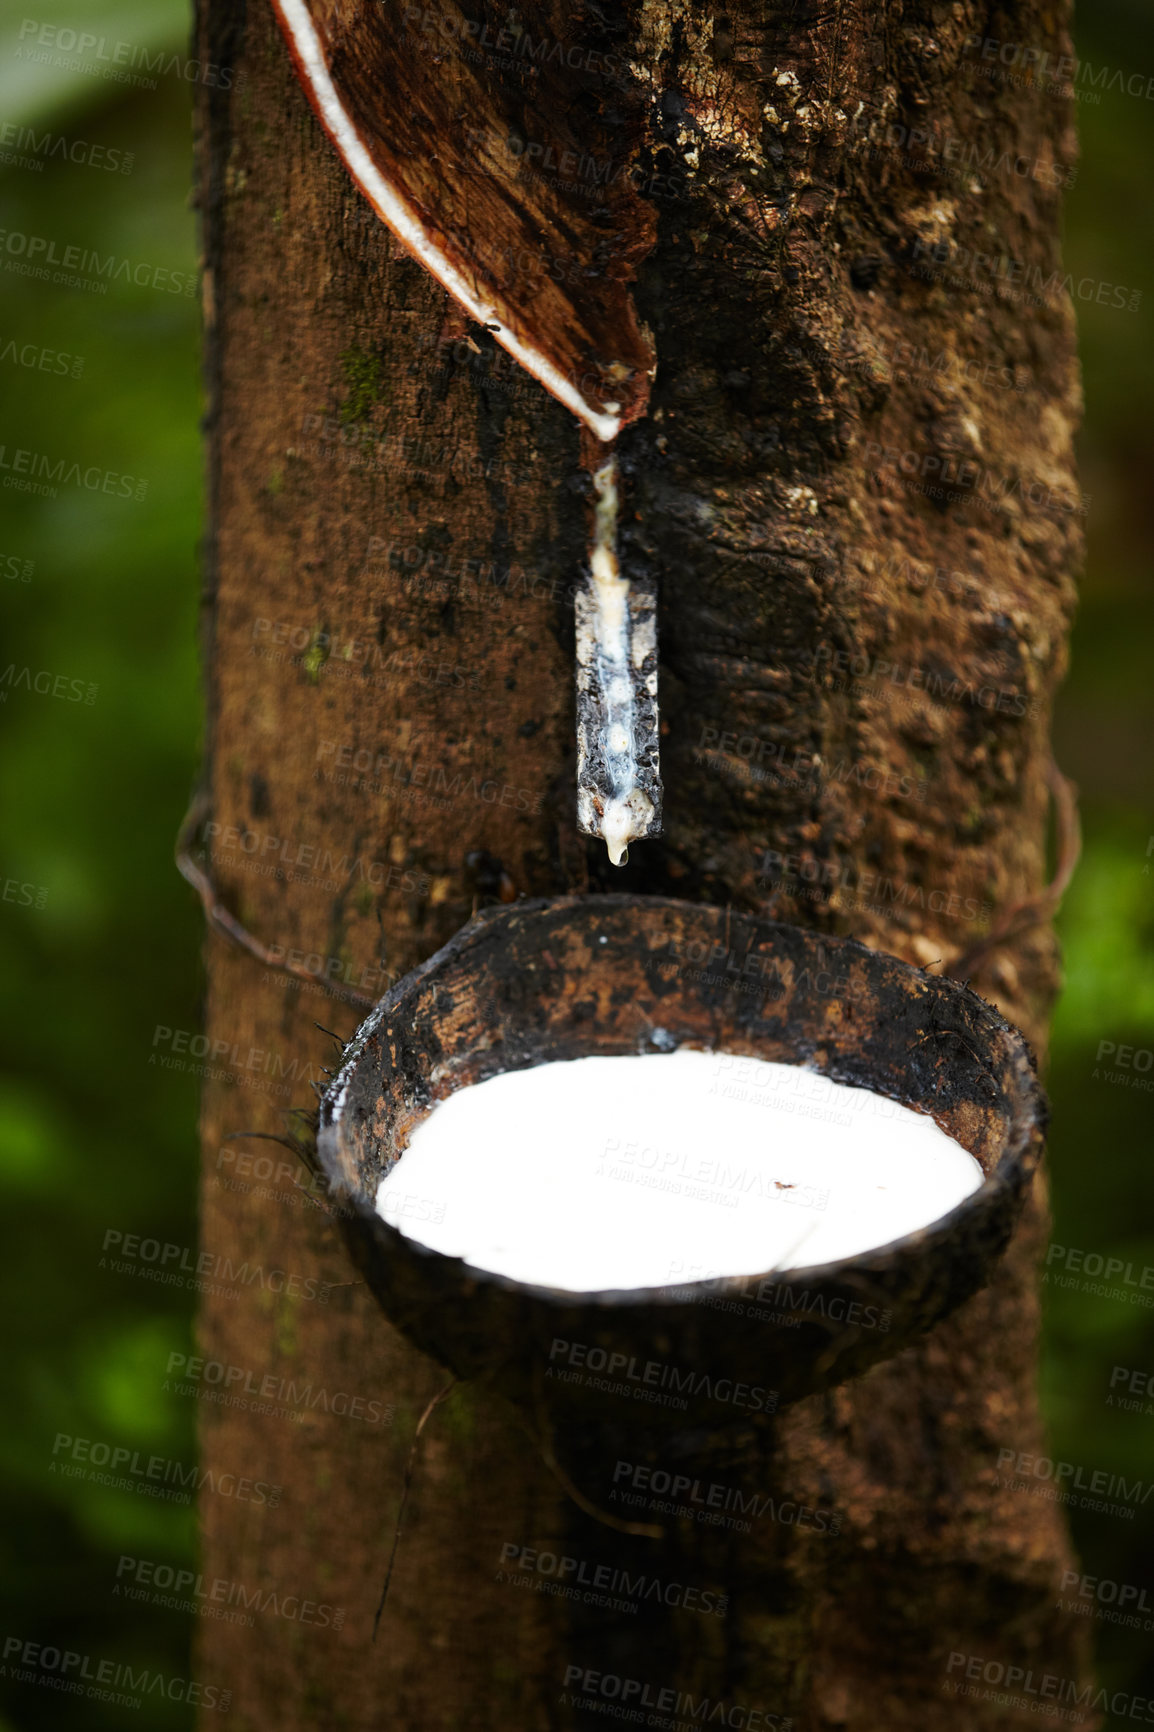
[194, 0, 1089, 1725]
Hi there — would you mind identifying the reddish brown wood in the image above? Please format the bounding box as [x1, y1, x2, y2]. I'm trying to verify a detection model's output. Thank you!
[268, 0, 657, 434]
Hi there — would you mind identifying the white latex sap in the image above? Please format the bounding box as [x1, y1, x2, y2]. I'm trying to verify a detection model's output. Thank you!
[576, 455, 655, 865]
[375, 1049, 984, 1293]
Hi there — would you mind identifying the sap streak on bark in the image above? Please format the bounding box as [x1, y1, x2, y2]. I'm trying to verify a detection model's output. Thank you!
[575, 454, 662, 864]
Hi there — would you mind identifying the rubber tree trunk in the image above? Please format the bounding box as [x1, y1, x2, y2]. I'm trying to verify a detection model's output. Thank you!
[193, 0, 1089, 1725]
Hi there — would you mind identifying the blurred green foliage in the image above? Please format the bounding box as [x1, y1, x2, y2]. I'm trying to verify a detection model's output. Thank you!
[0, 9, 201, 1727]
[1046, 4, 1154, 1719]
[0, 0, 1150, 1727]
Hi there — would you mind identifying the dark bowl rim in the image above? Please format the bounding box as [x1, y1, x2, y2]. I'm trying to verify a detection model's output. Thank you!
[316, 894, 1047, 1312]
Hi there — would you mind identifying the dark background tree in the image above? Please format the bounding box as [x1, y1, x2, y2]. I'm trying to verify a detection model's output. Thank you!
[192, 0, 1086, 1725]
[2, 0, 1153, 1726]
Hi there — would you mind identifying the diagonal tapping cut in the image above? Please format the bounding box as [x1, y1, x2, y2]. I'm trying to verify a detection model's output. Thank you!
[269, 0, 663, 863]
[268, 0, 655, 438]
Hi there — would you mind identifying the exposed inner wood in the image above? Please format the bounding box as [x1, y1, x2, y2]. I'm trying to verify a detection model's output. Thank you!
[270, 0, 657, 438]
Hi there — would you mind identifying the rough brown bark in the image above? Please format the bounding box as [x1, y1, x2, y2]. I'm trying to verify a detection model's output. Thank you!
[194, 0, 1089, 1726]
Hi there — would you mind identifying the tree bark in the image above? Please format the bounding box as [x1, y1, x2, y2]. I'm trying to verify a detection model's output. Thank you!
[194, 0, 1089, 1726]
